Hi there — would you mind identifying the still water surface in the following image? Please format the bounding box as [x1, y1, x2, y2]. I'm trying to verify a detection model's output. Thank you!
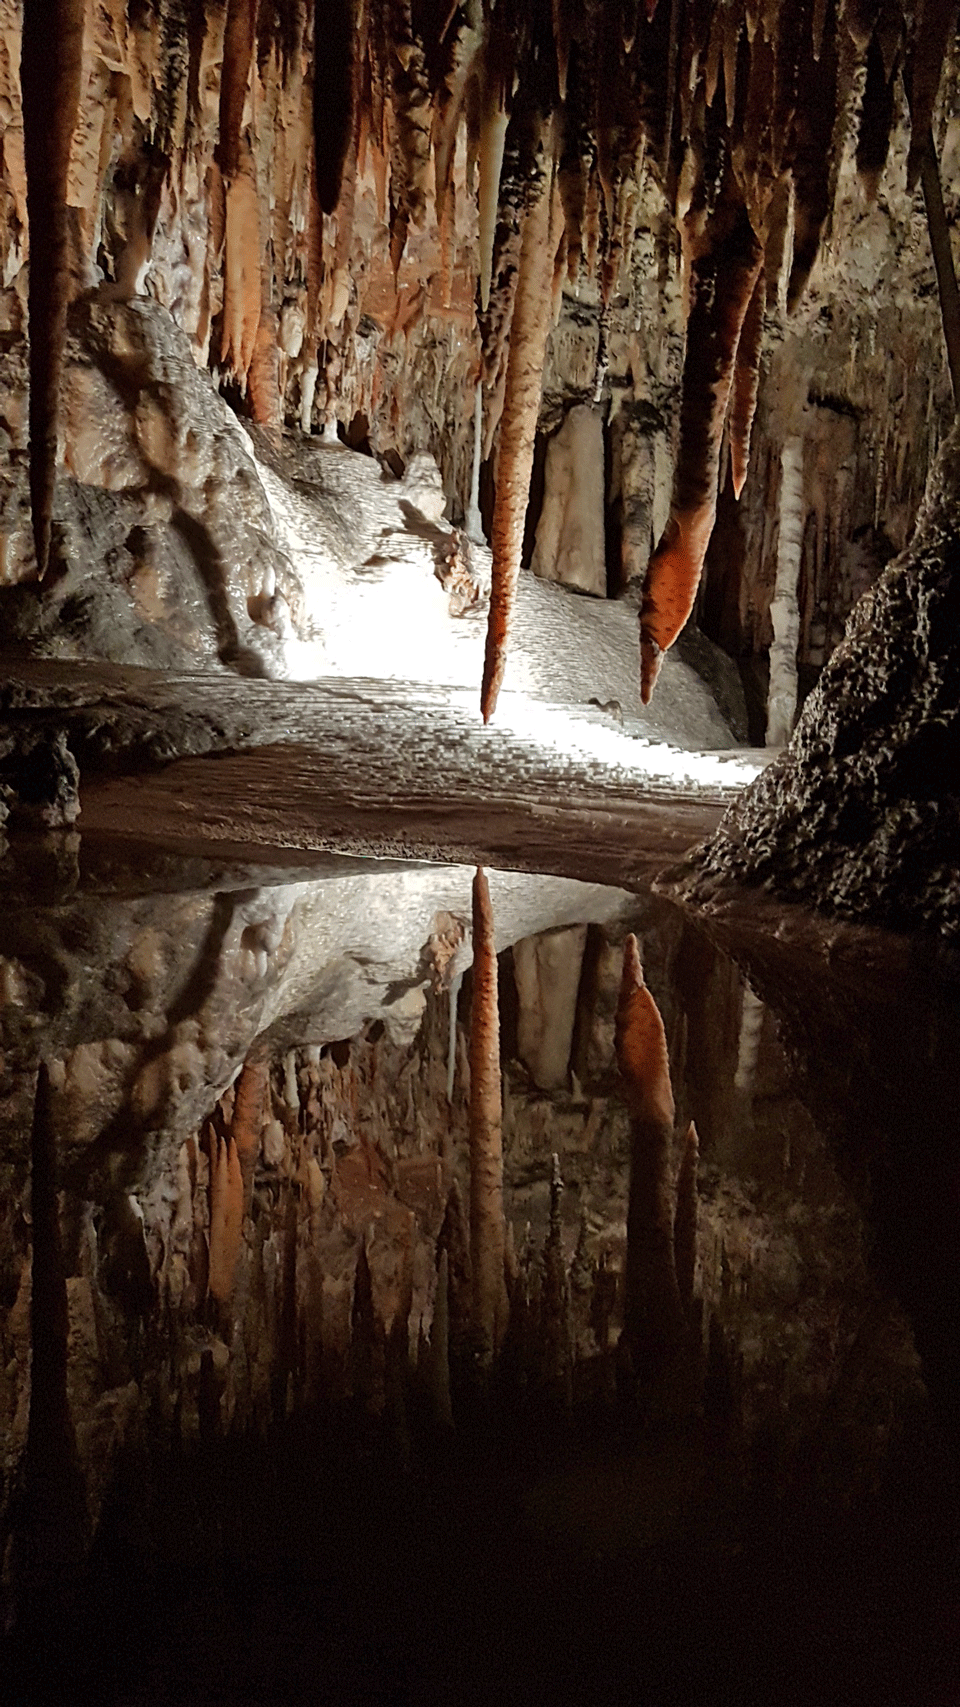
[1, 839, 958, 1705]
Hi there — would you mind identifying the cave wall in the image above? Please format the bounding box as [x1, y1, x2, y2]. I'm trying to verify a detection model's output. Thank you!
[0, 1, 956, 722]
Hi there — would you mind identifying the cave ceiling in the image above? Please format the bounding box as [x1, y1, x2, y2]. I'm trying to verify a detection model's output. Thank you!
[1, 0, 958, 726]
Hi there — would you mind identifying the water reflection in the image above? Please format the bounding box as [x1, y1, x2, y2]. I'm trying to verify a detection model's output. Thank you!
[1, 848, 957, 1704]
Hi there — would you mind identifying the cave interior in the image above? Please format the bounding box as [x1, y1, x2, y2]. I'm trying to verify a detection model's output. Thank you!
[1, 2, 960, 1703]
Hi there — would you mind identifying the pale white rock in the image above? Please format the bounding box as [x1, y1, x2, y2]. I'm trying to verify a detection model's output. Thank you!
[531, 404, 607, 597]
[513, 924, 588, 1091]
[767, 437, 804, 747]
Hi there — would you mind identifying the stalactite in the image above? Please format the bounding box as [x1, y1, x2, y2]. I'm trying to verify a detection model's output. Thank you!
[766, 435, 804, 746]
[918, 127, 960, 409]
[207, 1128, 244, 1305]
[905, 0, 958, 189]
[313, 0, 358, 214]
[468, 866, 508, 1364]
[20, 0, 84, 579]
[465, 381, 484, 542]
[616, 935, 686, 1373]
[478, 96, 509, 313]
[785, 6, 839, 311]
[387, 0, 433, 268]
[218, 0, 258, 182]
[639, 184, 763, 702]
[249, 307, 283, 424]
[433, 5, 481, 306]
[856, 21, 898, 199]
[481, 139, 555, 722]
[728, 264, 765, 500]
[220, 149, 262, 379]
[673, 1118, 699, 1320]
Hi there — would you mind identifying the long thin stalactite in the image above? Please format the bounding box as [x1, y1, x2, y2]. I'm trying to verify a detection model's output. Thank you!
[20, 0, 85, 579]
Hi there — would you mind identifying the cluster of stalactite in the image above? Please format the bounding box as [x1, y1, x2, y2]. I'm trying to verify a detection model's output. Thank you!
[2, 1, 954, 699]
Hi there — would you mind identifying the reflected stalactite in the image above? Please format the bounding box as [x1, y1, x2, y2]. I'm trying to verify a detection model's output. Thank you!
[468, 866, 509, 1363]
[10, 1064, 88, 1625]
[673, 1118, 699, 1320]
[206, 1125, 244, 1307]
[615, 934, 686, 1373]
[231, 1050, 269, 1210]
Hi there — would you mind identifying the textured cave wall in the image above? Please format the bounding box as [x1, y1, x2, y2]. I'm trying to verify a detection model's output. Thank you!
[666, 421, 960, 938]
[0, 1, 957, 720]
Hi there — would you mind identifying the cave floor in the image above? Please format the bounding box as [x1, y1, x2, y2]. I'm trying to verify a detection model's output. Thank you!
[3, 659, 765, 887]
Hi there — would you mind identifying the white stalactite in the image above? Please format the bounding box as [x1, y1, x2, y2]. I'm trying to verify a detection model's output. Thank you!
[478, 102, 509, 313]
[446, 970, 462, 1103]
[766, 437, 804, 747]
[465, 381, 484, 543]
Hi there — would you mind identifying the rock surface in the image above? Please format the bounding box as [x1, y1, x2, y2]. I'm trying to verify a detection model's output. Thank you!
[665, 427, 960, 938]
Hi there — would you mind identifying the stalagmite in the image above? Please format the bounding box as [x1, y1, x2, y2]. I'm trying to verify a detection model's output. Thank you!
[208, 1130, 245, 1305]
[673, 1119, 699, 1320]
[766, 436, 804, 746]
[615, 936, 685, 1372]
[639, 190, 763, 702]
[468, 866, 508, 1364]
[481, 144, 556, 722]
[20, 0, 84, 578]
[477, 98, 509, 314]
[728, 265, 765, 499]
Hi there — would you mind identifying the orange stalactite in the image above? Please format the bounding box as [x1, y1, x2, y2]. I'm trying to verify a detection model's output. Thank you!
[20, 0, 85, 580]
[218, 0, 258, 183]
[481, 142, 556, 722]
[220, 148, 262, 379]
[729, 264, 766, 500]
[639, 184, 763, 702]
[468, 866, 509, 1364]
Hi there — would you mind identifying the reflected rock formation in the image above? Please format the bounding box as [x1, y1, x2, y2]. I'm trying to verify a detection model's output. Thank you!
[1, 861, 955, 1703]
